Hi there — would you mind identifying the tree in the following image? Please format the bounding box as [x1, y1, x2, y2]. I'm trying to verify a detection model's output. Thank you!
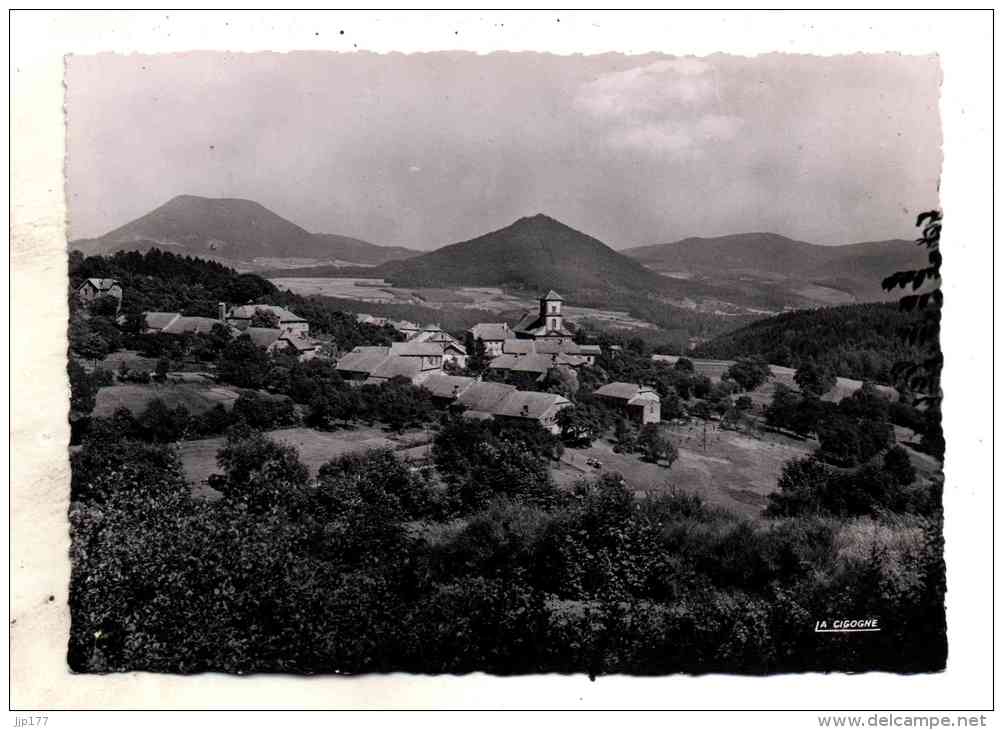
[89, 294, 120, 317]
[556, 405, 601, 445]
[794, 361, 837, 397]
[250, 307, 281, 329]
[765, 457, 833, 517]
[541, 366, 579, 399]
[316, 448, 432, 522]
[673, 357, 695, 373]
[68, 360, 98, 416]
[213, 428, 310, 513]
[464, 332, 490, 374]
[154, 357, 170, 382]
[882, 210, 943, 460]
[637, 423, 677, 467]
[883, 446, 917, 486]
[74, 332, 110, 362]
[137, 398, 190, 443]
[614, 417, 638, 453]
[724, 356, 772, 392]
[881, 210, 942, 402]
[217, 334, 272, 388]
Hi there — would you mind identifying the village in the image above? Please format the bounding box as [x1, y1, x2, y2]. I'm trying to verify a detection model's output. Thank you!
[71, 269, 938, 518]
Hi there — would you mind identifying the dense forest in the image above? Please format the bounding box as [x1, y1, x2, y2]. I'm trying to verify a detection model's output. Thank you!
[692, 303, 925, 384]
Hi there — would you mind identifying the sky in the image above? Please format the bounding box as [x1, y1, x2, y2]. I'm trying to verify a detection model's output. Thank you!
[66, 51, 942, 249]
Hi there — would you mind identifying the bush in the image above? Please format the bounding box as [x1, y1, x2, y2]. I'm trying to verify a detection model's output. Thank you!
[724, 356, 772, 392]
[883, 446, 917, 486]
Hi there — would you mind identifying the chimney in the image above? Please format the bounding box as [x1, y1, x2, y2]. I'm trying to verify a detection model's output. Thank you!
[218, 302, 227, 322]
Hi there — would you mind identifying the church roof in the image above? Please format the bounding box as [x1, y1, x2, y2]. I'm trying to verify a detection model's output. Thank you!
[543, 290, 564, 301]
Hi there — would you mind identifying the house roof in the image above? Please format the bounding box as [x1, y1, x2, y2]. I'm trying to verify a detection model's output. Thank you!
[227, 304, 306, 323]
[336, 346, 392, 373]
[577, 344, 602, 355]
[533, 340, 583, 355]
[470, 323, 510, 341]
[421, 373, 476, 399]
[281, 336, 319, 352]
[510, 354, 557, 374]
[389, 319, 420, 331]
[555, 353, 589, 368]
[243, 327, 284, 349]
[456, 381, 517, 413]
[490, 353, 554, 375]
[369, 355, 423, 380]
[143, 312, 181, 331]
[81, 278, 120, 292]
[391, 341, 446, 357]
[502, 340, 536, 355]
[594, 382, 659, 402]
[161, 316, 223, 335]
[413, 330, 463, 348]
[494, 391, 570, 419]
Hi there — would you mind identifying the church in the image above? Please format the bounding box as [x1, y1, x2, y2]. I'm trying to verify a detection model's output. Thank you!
[513, 290, 573, 343]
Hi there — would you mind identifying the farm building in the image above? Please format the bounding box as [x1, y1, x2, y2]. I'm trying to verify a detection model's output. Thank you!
[161, 316, 226, 336]
[416, 376, 570, 434]
[493, 390, 572, 435]
[225, 304, 309, 336]
[594, 382, 662, 425]
[355, 313, 390, 327]
[77, 278, 123, 308]
[420, 373, 478, 407]
[388, 319, 422, 339]
[487, 353, 555, 382]
[243, 327, 319, 361]
[335, 342, 444, 384]
[468, 322, 512, 356]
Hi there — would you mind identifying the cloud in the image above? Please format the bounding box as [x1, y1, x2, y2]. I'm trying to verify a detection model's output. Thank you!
[576, 59, 742, 155]
[409, 165, 422, 173]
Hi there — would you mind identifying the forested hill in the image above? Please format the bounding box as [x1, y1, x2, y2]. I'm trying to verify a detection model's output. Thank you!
[371, 213, 672, 297]
[68, 248, 505, 342]
[692, 303, 924, 384]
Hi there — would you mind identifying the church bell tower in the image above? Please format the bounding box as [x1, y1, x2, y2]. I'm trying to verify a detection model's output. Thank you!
[539, 290, 564, 333]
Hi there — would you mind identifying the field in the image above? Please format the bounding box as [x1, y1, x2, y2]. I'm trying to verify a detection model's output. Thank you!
[270, 277, 663, 331]
[269, 277, 395, 301]
[93, 381, 243, 418]
[179, 426, 432, 498]
[554, 423, 815, 517]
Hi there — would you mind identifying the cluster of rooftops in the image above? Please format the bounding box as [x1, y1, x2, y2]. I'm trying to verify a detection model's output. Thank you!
[83, 281, 658, 425]
[141, 304, 321, 359]
[339, 290, 600, 382]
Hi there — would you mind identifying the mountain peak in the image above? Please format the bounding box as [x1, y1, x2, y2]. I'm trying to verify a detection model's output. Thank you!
[76, 194, 418, 265]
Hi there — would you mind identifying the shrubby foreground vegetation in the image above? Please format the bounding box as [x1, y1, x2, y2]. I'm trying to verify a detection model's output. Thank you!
[69, 413, 945, 676]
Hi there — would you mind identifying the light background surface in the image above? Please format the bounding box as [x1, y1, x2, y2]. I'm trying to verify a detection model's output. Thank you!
[9, 9, 996, 717]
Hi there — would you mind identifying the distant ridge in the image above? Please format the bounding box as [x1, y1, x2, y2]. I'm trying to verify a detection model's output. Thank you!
[623, 232, 925, 301]
[70, 195, 420, 266]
